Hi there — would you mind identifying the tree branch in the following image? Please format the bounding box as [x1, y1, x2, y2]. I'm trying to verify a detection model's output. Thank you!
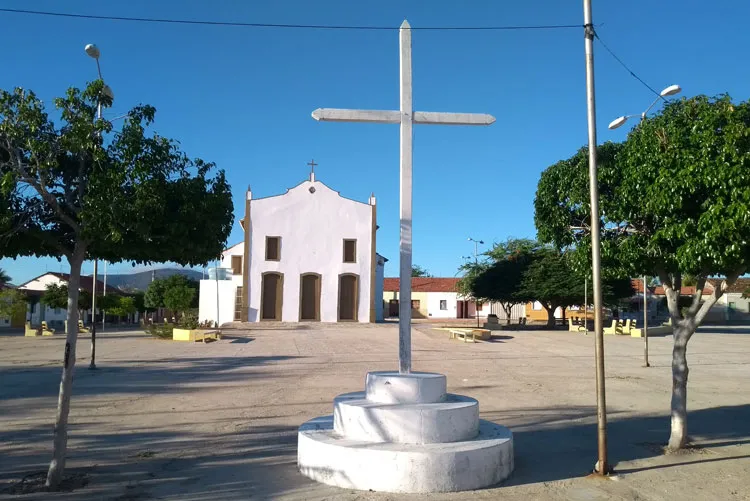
[687, 275, 707, 316]
[9, 147, 80, 233]
[657, 267, 682, 322]
[694, 267, 746, 328]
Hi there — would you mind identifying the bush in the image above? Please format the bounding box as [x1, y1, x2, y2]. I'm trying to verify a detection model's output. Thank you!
[145, 322, 173, 339]
[178, 310, 200, 330]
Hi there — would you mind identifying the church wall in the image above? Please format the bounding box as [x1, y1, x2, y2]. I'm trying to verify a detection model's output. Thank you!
[247, 180, 373, 322]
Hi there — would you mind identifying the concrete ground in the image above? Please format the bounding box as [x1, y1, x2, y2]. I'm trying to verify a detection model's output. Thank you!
[1, 323, 749, 500]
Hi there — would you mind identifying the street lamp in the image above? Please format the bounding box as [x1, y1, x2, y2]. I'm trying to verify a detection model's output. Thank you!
[467, 237, 484, 326]
[85, 42, 115, 370]
[607, 84, 681, 369]
[607, 84, 681, 130]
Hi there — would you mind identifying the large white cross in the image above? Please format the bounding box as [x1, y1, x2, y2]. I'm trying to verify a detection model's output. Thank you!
[312, 20, 495, 374]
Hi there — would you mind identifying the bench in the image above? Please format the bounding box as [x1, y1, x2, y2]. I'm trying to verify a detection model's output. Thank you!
[41, 321, 55, 336]
[25, 322, 41, 337]
[568, 317, 588, 333]
[196, 330, 221, 343]
[449, 328, 491, 343]
[78, 320, 90, 334]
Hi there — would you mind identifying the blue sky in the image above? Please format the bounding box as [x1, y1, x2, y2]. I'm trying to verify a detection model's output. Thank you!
[1, 0, 749, 285]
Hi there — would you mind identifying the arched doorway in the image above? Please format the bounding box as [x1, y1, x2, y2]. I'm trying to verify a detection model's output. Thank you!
[261, 272, 283, 321]
[299, 273, 321, 321]
[338, 274, 359, 322]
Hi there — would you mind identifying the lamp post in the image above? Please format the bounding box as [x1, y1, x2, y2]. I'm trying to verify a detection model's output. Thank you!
[468, 237, 484, 327]
[84, 43, 114, 370]
[607, 83, 681, 369]
[582, 0, 607, 475]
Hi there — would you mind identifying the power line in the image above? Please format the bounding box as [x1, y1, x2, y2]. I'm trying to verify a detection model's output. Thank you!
[593, 30, 664, 100]
[0, 7, 582, 31]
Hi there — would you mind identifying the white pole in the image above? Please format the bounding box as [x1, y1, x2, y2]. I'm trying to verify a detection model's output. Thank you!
[585, 277, 588, 335]
[398, 21, 413, 374]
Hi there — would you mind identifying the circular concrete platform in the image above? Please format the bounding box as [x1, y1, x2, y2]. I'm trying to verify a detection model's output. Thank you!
[298, 416, 514, 493]
[365, 371, 446, 404]
[333, 392, 479, 444]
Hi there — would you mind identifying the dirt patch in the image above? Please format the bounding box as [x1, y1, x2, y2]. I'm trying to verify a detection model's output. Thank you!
[2, 471, 89, 495]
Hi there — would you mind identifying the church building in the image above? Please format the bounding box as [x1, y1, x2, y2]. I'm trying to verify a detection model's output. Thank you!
[199, 168, 386, 324]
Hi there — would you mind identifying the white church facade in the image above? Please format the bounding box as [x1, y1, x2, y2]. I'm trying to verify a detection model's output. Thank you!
[199, 171, 386, 324]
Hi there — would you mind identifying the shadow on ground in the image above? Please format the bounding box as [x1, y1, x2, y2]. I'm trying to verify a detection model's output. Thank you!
[3, 403, 749, 500]
[0, 355, 302, 402]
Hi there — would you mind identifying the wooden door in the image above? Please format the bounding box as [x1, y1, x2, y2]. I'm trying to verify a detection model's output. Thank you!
[338, 274, 359, 321]
[300, 274, 321, 321]
[261, 273, 283, 320]
[388, 299, 399, 317]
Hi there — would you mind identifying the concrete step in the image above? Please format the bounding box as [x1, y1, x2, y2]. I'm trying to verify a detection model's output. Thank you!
[298, 415, 514, 493]
[365, 371, 446, 404]
[333, 392, 479, 444]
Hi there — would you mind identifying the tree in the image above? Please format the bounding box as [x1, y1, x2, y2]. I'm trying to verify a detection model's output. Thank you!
[515, 248, 582, 328]
[132, 291, 148, 314]
[743, 287, 750, 299]
[411, 265, 431, 277]
[41, 283, 69, 310]
[0, 288, 27, 320]
[0, 82, 233, 487]
[534, 94, 750, 450]
[145, 274, 199, 310]
[163, 284, 196, 318]
[107, 296, 136, 320]
[0, 268, 10, 286]
[457, 238, 537, 324]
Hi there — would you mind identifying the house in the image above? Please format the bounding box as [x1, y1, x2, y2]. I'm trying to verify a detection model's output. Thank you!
[199, 171, 386, 324]
[16, 272, 120, 328]
[381, 277, 511, 320]
[706, 277, 750, 324]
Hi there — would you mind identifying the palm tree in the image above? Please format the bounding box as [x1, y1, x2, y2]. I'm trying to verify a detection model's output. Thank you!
[0, 269, 10, 287]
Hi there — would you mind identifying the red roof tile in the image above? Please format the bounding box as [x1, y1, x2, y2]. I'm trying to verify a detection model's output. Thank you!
[383, 277, 460, 293]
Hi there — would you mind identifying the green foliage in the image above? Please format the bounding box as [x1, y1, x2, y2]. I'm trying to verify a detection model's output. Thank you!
[41, 283, 70, 310]
[132, 291, 149, 313]
[743, 287, 750, 299]
[178, 309, 200, 330]
[457, 238, 537, 305]
[535, 94, 750, 283]
[96, 294, 120, 311]
[107, 296, 136, 317]
[411, 265, 431, 277]
[0, 288, 27, 318]
[145, 322, 173, 339]
[0, 83, 234, 266]
[78, 290, 92, 312]
[0, 268, 10, 285]
[144, 274, 199, 309]
[164, 284, 196, 314]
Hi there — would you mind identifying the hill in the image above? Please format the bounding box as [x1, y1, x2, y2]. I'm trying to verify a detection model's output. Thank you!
[99, 268, 203, 292]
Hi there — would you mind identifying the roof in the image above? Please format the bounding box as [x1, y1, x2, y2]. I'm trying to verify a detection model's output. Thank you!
[708, 277, 750, 294]
[383, 277, 460, 293]
[17, 272, 121, 295]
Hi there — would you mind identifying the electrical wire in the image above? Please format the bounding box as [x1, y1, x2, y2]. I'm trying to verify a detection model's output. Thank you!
[593, 30, 664, 100]
[0, 7, 582, 31]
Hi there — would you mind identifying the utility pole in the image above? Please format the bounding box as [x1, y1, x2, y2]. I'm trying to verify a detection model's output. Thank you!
[468, 237, 484, 327]
[583, 0, 608, 475]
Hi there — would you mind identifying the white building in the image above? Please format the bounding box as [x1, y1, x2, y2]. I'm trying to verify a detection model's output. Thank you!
[16, 272, 119, 329]
[199, 172, 386, 324]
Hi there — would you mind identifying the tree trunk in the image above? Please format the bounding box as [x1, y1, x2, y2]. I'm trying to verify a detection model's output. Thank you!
[543, 304, 557, 328]
[668, 325, 691, 450]
[46, 252, 83, 489]
[503, 303, 513, 325]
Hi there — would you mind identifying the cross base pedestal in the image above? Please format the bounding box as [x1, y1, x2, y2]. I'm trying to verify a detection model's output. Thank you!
[297, 371, 514, 493]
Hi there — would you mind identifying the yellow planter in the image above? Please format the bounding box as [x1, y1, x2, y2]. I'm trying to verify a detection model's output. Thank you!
[172, 328, 220, 342]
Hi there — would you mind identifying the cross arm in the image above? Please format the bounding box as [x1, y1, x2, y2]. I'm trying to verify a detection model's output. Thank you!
[413, 111, 495, 126]
[312, 108, 400, 124]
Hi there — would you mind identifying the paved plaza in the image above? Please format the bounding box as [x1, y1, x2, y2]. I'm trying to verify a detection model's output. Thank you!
[1, 323, 749, 500]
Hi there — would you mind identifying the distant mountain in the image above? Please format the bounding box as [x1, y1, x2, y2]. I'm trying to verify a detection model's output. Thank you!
[97, 268, 204, 292]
